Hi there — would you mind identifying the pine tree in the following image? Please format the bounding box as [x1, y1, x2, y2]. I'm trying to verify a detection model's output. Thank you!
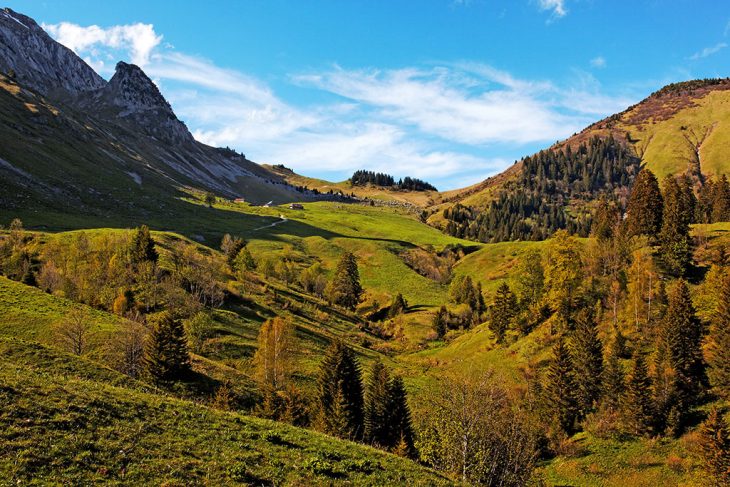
[662, 280, 706, 405]
[387, 293, 408, 318]
[387, 376, 415, 457]
[712, 174, 730, 223]
[131, 225, 158, 267]
[708, 274, 730, 399]
[316, 340, 364, 439]
[144, 311, 190, 382]
[602, 340, 624, 412]
[364, 361, 391, 447]
[621, 353, 654, 437]
[489, 282, 518, 343]
[697, 407, 730, 486]
[625, 168, 663, 239]
[570, 311, 604, 416]
[432, 305, 448, 339]
[659, 176, 692, 277]
[543, 337, 578, 434]
[326, 252, 363, 310]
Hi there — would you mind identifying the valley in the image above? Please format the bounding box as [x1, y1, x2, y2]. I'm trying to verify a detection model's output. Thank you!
[1, 4, 730, 486]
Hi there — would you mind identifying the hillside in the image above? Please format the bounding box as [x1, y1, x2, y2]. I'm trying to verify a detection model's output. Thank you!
[0, 337, 450, 485]
[0, 7, 325, 226]
[265, 164, 440, 207]
[433, 79, 730, 243]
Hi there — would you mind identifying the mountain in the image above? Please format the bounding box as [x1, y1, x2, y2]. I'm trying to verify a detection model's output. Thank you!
[433, 78, 730, 242]
[0, 7, 325, 229]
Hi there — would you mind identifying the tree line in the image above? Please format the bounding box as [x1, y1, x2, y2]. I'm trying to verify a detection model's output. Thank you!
[350, 170, 437, 191]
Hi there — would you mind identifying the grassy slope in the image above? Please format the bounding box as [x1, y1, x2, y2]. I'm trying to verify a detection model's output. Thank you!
[0, 337, 452, 486]
[264, 164, 439, 206]
[622, 90, 730, 180]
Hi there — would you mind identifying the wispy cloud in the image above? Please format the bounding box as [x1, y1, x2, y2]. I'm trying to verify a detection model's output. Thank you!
[537, 0, 567, 18]
[43, 20, 635, 189]
[690, 42, 728, 60]
[590, 56, 606, 69]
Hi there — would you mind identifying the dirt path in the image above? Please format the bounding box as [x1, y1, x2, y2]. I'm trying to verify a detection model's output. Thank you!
[253, 215, 287, 231]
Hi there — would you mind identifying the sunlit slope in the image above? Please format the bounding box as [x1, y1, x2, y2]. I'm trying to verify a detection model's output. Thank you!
[0, 337, 451, 485]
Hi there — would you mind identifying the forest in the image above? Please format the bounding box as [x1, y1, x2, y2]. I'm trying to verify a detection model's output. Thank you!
[350, 170, 438, 191]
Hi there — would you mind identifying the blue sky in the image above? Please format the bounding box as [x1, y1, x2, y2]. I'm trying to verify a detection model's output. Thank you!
[6, 1, 730, 189]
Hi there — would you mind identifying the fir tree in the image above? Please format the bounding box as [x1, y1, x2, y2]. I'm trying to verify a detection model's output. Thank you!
[326, 252, 363, 310]
[708, 274, 730, 399]
[712, 174, 730, 223]
[622, 353, 654, 437]
[659, 176, 692, 277]
[144, 311, 190, 382]
[543, 337, 578, 434]
[364, 361, 391, 447]
[131, 225, 158, 266]
[387, 293, 408, 318]
[387, 376, 416, 457]
[316, 340, 364, 439]
[697, 407, 730, 486]
[432, 305, 448, 339]
[489, 282, 518, 343]
[570, 311, 604, 416]
[602, 340, 625, 412]
[625, 168, 663, 239]
[661, 280, 706, 405]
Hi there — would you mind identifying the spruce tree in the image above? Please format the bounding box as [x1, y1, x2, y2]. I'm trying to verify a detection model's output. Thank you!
[602, 341, 624, 412]
[662, 280, 706, 405]
[327, 252, 363, 310]
[659, 176, 692, 277]
[712, 174, 730, 223]
[625, 168, 663, 239]
[387, 375, 415, 457]
[708, 274, 730, 399]
[543, 337, 578, 434]
[622, 353, 654, 437]
[387, 293, 408, 318]
[364, 361, 391, 447]
[697, 407, 730, 486]
[432, 305, 448, 339]
[144, 311, 191, 382]
[489, 282, 518, 343]
[131, 225, 159, 266]
[570, 311, 604, 416]
[316, 340, 364, 439]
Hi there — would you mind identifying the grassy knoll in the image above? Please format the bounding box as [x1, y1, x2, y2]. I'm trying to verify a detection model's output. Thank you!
[0, 337, 452, 486]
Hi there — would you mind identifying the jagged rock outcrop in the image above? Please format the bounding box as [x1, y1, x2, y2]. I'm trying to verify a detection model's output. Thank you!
[0, 8, 105, 97]
[89, 61, 193, 144]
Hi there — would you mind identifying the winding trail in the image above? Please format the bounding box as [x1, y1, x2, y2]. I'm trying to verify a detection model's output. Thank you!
[253, 215, 288, 232]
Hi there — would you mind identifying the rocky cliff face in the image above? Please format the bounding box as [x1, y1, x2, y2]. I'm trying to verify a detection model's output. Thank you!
[0, 8, 105, 97]
[93, 61, 193, 144]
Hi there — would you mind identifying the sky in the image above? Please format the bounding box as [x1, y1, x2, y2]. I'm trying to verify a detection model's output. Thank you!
[6, 1, 730, 189]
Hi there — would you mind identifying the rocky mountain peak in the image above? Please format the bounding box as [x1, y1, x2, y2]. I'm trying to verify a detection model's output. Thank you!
[0, 7, 105, 97]
[97, 61, 193, 143]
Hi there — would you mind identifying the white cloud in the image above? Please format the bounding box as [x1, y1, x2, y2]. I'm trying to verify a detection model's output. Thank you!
[590, 56, 606, 68]
[42, 21, 162, 68]
[43, 20, 636, 189]
[537, 0, 567, 18]
[690, 42, 728, 60]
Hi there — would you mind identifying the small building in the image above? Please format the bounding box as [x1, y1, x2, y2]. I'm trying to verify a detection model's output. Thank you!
[289, 203, 304, 210]
[233, 198, 245, 203]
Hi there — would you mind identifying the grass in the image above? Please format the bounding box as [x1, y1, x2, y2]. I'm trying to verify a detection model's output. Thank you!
[537, 432, 704, 486]
[0, 337, 453, 486]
